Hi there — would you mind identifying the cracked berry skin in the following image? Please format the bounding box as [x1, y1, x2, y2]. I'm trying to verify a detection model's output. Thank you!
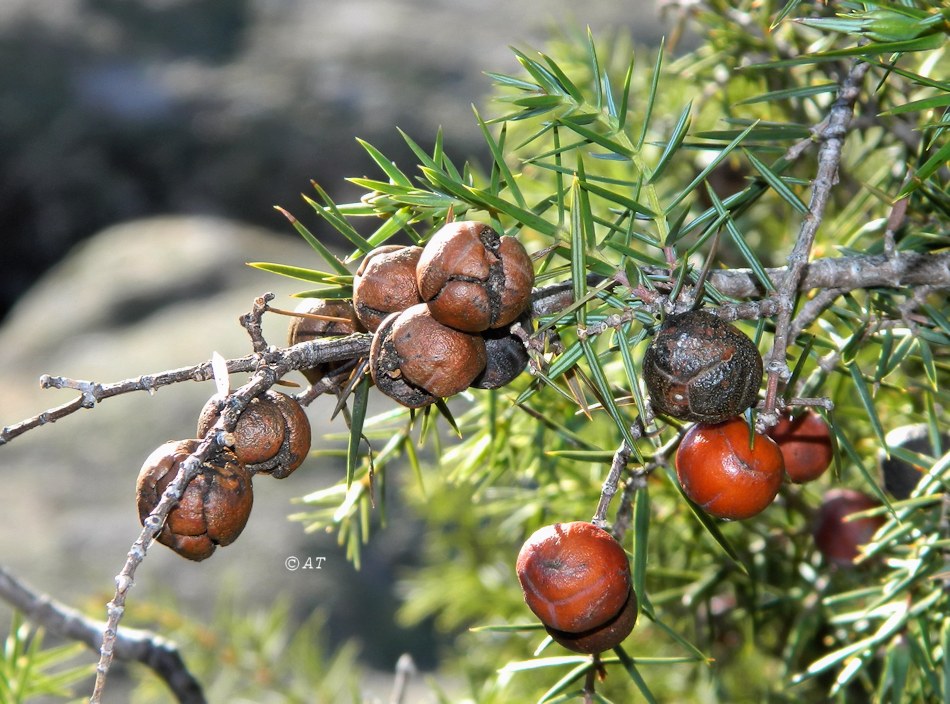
[197, 394, 284, 466]
[196, 391, 311, 479]
[676, 417, 785, 520]
[136, 439, 253, 561]
[416, 221, 534, 333]
[767, 410, 834, 484]
[643, 310, 763, 423]
[369, 304, 487, 408]
[516, 521, 632, 635]
[352, 245, 423, 331]
[545, 587, 638, 654]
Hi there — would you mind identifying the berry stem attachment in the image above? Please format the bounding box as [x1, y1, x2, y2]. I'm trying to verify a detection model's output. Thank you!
[592, 441, 632, 529]
[592, 422, 645, 529]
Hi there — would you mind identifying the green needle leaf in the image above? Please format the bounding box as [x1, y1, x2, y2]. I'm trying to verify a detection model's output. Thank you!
[274, 206, 352, 276]
[614, 647, 659, 704]
[744, 150, 810, 214]
[580, 339, 636, 448]
[847, 361, 887, 448]
[666, 122, 757, 212]
[355, 138, 413, 187]
[346, 375, 371, 488]
[649, 101, 692, 184]
[570, 175, 588, 326]
[247, 262, 352, 286]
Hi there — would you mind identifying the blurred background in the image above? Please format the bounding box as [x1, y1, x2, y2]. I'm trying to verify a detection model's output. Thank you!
[0, 0, 667, 699]
[0, 0, 668, 320]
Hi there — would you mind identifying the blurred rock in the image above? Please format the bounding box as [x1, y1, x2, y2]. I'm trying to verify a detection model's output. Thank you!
[0, 216, 439, 680]
[0, 216, 321, 588]
[0, 0, 664, 320]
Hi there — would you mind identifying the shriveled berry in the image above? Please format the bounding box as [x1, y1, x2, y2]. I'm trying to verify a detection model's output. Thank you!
[369, 304, 487, 408]
[812, 488, 885, 567]
[516, 521, 631, 634]
[416, 221, 534, 332]
[676, 417, 785, 520]
[352, 245, 423, 331]
[136, 439, 253, 561]
[767, 410, 834, 484]
[197, 394, 284, 466]
[643, 310, 763, 423]
[287, 298, 364, 385]
[197, 391, 311, 479]
[470, 315, 531, 390]
[265, 392, 312, 478]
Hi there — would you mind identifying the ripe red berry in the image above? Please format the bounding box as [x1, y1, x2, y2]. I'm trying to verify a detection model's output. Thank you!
[812, 488, 885, 567]
[767, 410, 834, 483]
[516, 522, 631, 634]
[675, 417, 785, 520]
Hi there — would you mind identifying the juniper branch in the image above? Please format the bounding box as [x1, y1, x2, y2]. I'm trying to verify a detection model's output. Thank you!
[0, 330, 372, 447]
[4, 245, 947, 449]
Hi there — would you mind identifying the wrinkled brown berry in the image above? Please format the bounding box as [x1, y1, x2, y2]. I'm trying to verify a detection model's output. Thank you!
[352, 245, 423, 331]
[416, 221, 534, 332]
[470, 315, 531, 390]
[287, 298, 364, 385]
[136, 439, 253, 561]
[516, 522, 632, 634]
[197, 391, 311, 479]
[643, 310, 763, 423]
[370, 304, 487, 408]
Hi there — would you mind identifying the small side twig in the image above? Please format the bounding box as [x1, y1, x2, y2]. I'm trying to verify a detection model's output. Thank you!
[0, 564, 205, 704]
[238, 292, 275, 352]
[592, 441, 634, 529]
[788, 287, 848, 341]
[882, 195, 910, 259]
[388, 653, 416, 704]
[592, 422, 649, 530]
[583, 660, 597, 704]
